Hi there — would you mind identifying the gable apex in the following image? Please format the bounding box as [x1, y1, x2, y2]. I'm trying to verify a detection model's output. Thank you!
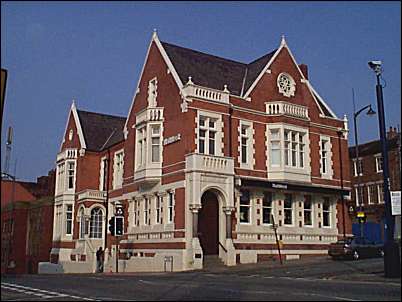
[124, 31, 184, 134]
[60, 100, 87, 152]
[244, 36, 308, 98]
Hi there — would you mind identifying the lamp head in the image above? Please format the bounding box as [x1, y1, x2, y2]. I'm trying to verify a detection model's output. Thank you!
[368, 60, 382, 75]
[366, 106, 376, 116]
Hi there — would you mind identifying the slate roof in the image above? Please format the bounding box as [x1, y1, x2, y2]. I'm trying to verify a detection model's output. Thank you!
[77, 110, 126, 152]
[161, 41, 277, 96]
[349, 136, 400, 158]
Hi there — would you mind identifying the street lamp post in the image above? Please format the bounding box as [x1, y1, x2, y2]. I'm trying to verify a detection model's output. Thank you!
[368, 60, 401, 278]
[352, 97, 376, 238]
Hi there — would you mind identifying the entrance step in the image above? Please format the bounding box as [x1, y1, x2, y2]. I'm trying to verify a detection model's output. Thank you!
[203, 255, 225, 271]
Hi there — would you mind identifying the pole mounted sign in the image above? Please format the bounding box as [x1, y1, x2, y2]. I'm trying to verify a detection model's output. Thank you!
[390, 191, 401, 216]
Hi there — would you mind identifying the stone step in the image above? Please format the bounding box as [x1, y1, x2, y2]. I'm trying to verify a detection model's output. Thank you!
[203, 255, 225, 268]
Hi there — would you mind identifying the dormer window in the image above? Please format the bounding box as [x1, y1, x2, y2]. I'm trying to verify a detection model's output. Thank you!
[277, 73, 296, 97]
[147, 78, 157, 107]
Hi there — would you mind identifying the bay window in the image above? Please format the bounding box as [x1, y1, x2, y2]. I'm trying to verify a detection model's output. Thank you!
[65, 204, 73, 235]
[270, 129, 281, 166]
[151, 125, 161, 162]
[66, 161, 76, 190]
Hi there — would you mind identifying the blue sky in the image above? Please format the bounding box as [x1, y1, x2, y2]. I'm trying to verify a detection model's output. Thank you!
[1, 1, 401, 181]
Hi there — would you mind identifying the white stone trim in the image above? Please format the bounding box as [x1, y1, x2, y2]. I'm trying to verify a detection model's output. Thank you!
[112, 149, 124, 190]
[305, 80, 338, 119]
[319, 135, 334, 180]
[277, 72, 296, 97]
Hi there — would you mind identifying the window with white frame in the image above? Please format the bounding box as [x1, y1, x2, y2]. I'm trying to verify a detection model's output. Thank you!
[113, 151, 124, 189]
[144, 197, 149, 225]
[320, 138, 329, 175]
[155, 195, 162, 224]
[57, 163, 65, 194]
[303, 196, 313, 226]
[378, 183, 384, 203]
[368, 184, 378, 204]
[99, 157, 107, 191]
[167, 192, 174, 223]
[65, 204, 73, 235]
[137, 126, 147, 168]
[147, 78, 157, 107]
[151, 125, 161, 163]
[79, 208, 85, 239]
[284, 130, 305, 168]
[89, 208, 103, 239]
[198, 116, 217, 155]
[239, 190, 251, 224]
[375, 155, 383, 173]
[55, 204, 63, 236]
[262, 192, 273, 225]
[322, 198, 331, 227]
[353, 158, 363, 176]
[270, 129, 281, 166]
[133, 199, 140, 227]
[284, 194, 293, 225]
[67, 161, 76, 190]
[239, 122, 253, 167]
[241, 125, 248, 164]
[355, 186, 365, 206]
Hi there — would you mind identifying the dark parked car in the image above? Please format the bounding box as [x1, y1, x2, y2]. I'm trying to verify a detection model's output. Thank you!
[328, 237, 384, 260]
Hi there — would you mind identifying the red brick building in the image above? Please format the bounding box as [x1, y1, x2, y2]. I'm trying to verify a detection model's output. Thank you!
[349, 127, 401, 242]
[1, 170, 55, 274]
[46, 32, 352, 273]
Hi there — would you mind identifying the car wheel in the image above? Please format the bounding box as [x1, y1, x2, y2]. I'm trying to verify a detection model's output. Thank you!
[352, 250, 359, 261]
[379, 249, 384, 257]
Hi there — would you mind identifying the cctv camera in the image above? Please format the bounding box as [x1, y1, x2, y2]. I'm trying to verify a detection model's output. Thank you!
[368, 60, 382, 75]
[368, 60, 382, 69]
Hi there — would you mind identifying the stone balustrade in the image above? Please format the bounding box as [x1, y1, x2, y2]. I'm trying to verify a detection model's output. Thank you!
[266, 101, 309, 120]
[182, 83, 229, 104]
[77, 189, 106, 201]
[186, 153, 234, 175]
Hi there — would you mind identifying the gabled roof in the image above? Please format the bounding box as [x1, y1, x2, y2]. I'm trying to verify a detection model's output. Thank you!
[77, 110, 126, 152]
[161, 41, 276, 96]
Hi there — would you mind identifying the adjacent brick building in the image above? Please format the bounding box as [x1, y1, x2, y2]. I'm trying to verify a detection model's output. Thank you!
[1, 170, 55, 274]
[349, 127, 401, 242]
[45, 32, 352, 273]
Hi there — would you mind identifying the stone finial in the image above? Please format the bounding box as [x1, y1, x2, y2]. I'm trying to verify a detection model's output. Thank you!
[281, 34, 287, 47]
[187, 76, 194, 85]
[223, 84, 229, 93]
[152, 28, 158, 39]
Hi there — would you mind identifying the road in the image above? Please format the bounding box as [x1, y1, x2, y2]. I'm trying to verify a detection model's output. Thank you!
[1, 257, 400, 301]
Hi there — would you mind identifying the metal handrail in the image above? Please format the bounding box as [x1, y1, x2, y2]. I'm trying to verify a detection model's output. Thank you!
[218, 241, 227, 253]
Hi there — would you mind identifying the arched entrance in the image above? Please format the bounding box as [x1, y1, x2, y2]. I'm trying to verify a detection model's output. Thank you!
[198, 190, 219, 255]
